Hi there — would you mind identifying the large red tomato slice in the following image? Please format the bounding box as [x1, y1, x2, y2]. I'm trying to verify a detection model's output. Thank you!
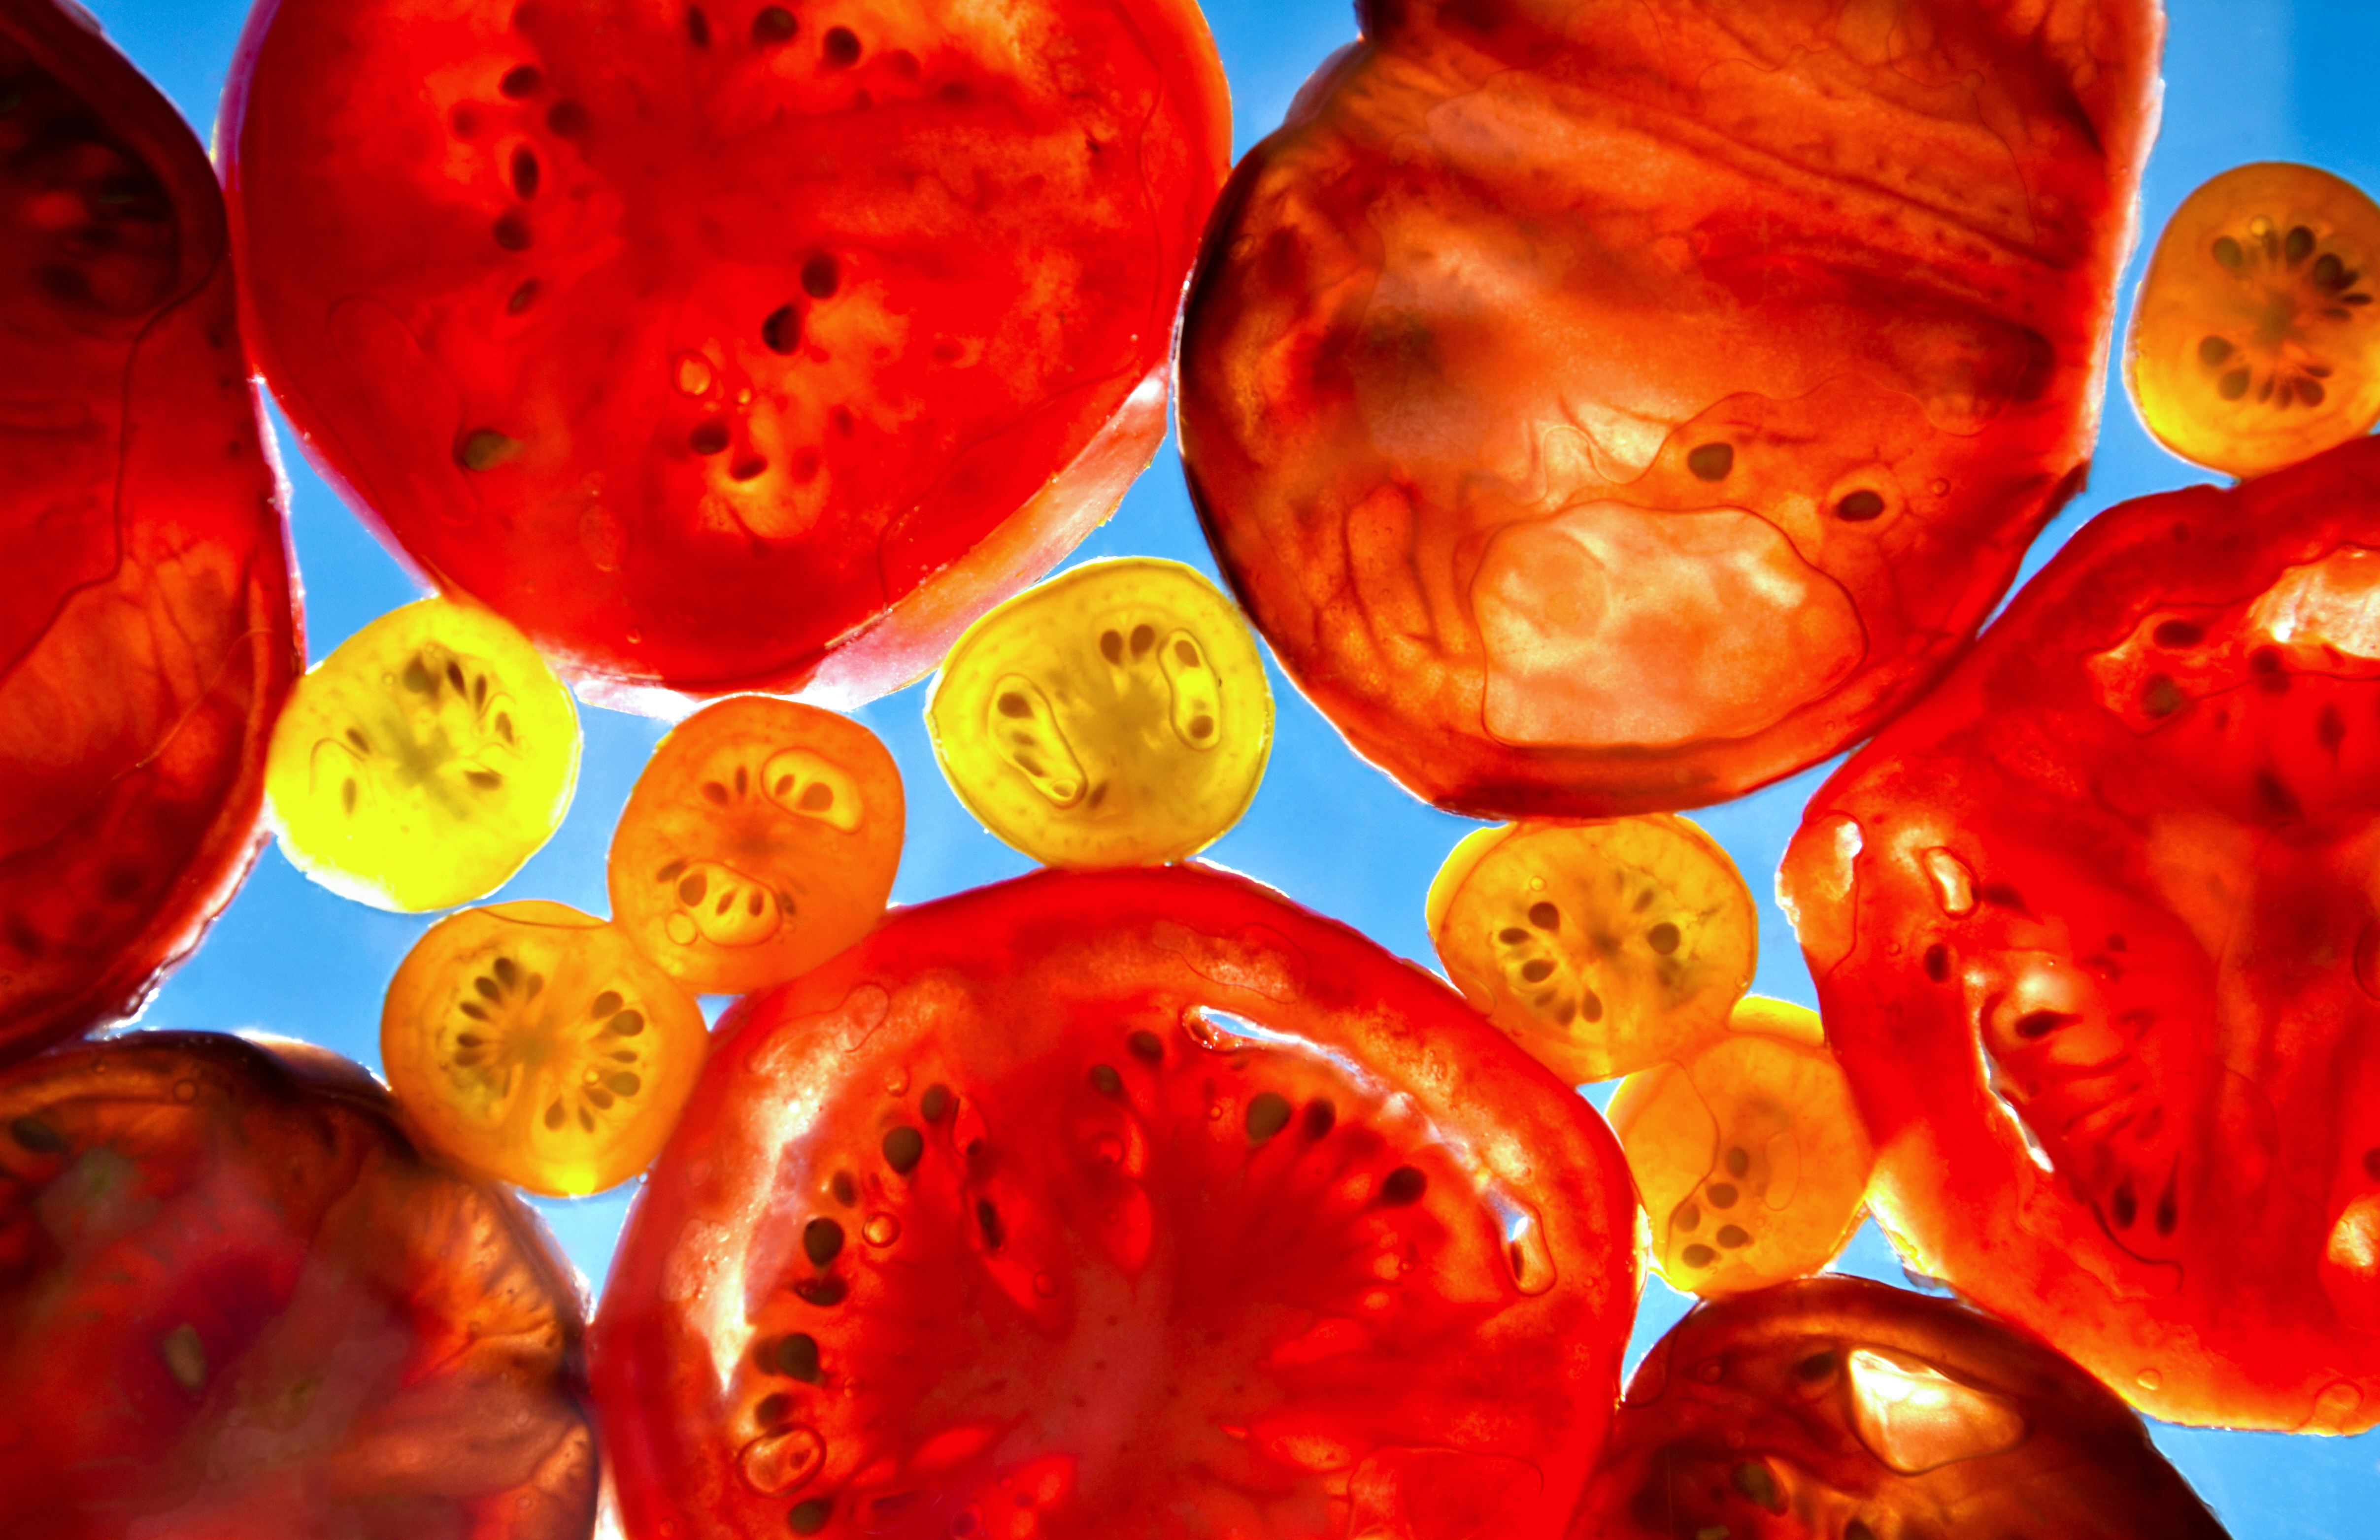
[0, 1032, 596, 1538]
[222, 0, 1229, 706]
[0, 0, 299, 1066]
[1780, 435, 2380, 1433]
[1179, 0, 2162, 815]
[592, 864, 1640, 1539]
[1573, 1276, 2227, 1539]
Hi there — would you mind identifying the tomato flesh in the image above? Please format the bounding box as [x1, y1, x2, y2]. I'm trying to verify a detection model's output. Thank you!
[0, 1033, 596, 1538]
[1179, 0, 2161, 814]
[223, 0, 1230, 704]
[0, 1, 300, 1064]
[592, 864, 1639, 1539]
[1781, 434, 2380, 1432]
[1573, 1275, 2228, 1540]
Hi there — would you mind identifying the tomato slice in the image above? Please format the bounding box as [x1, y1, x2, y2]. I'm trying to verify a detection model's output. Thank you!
[927, 559, 1272, 869]
[1574, 1275, 2229, 1540]
[382, 901, 709, 1196]
[0, 1032, 595, 1536]
[0, 1, 299, 1064]
[609, 696, 903, 993]
[1781, 434, 2380, 1432]
[1178, 0, 2161, 815]
[591, 864, 1639, 1539]
[222, 0, 1230, 705]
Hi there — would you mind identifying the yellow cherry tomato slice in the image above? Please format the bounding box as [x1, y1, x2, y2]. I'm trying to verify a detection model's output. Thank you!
[926, 558, 1273, 868]
[1425, 815, 1756, 1082]
[607, 697, 904, 994]
[1608, 998, 1876, 1297]
[382, 900, 706, 1196]
[2128, 162, 2380, 477]
[265, 596, 580, 911]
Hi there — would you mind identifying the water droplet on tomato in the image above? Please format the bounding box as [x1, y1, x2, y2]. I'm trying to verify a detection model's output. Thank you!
[864, 1214, 899, 1246]
[884, 1067, 909, 1094]
[1032, 1271, 1058, 1297]
[672, 352, 714, 397]
[2136, 1368, 2163, 1391]
[737, 1424, 825, 1493]
[2310, 1380, 2364, 1432]
[1922, 847, 1976, 917]
[171, 1079, 197, 1102]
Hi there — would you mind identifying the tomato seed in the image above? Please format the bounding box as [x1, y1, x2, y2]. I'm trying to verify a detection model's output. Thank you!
[882, 1126, 923, 1174]
[1245, 1091, 1291, 1142]
[1379, 1166, 1427, 1206]
[804, 1217, 844, 1266]
[788, 1498, 831, 1535]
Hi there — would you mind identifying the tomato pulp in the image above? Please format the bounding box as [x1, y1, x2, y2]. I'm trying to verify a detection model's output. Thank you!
[1180, 0, 2162, 815]
[593, 864, 1640, 1539]
[0, 0, 300, 1066]
[223, 0, 1230, 706]
[1782, 434, 2380, 1432]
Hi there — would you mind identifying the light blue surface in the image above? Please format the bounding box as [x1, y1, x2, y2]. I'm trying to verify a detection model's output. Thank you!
[82, 0, 2380, 1532]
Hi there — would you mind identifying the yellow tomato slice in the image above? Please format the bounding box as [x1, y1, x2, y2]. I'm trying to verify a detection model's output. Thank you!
[1608, 998, 1875, 1297]
[607, 697, 904, 994]
[2128, 162, 2380, 477]
[1426, 816, 1756, 1082]
[381, 901, 706, 1196]
[926, 558, 1272, 868]
[265, 596, 579, 911]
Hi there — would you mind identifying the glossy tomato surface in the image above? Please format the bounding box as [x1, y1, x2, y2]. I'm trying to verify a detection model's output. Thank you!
[0, 0, 299, 1065]
[1781, 435, 2380, 1433]
[222, 0, 1230, 706]
[0, 1032, 596, 1539]
[592, 864, 1640, 1540]
[1573, 1275, 2229, 1540]
[1180, 0, 2162, 816]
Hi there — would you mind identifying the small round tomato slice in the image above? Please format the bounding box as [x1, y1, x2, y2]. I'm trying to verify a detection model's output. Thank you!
[927, 559, 1272, 869]
[382, 901, 708, 1196]
[608, 697, 902, 993]
[1426, 817, 1755, 1082]
[267, 597, 580, 912]
[591, 864, 1638, 1540]
[0, 1032, 595, 1537]
[1574, 1276, 2228, 1540]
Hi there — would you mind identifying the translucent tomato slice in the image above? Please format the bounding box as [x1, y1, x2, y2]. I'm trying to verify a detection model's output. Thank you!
[927, 559, 1273, 869]
[0, 1, 299, 1064]
[591, 864, 1639, 1540]
[1575, 1276, 2228, 1540]
[608, 697, 903, 993]
[0, 1032, 595, 1536]
[382, 901, 708, 1196]
[2128, 162, 2380, 478]
[267, 597, 580, 912]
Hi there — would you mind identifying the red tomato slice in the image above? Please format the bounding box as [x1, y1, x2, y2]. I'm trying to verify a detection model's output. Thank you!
[592, 864, 1639, 1539]
[1575, 1276, 2228, 1540]
[222, 0, 1229, 705]
[0, 1032, 596, 1537]
[0, 1, 299, 1065]
[1178, 0, 2161, 815]
[1780, 434, 2380, 1433]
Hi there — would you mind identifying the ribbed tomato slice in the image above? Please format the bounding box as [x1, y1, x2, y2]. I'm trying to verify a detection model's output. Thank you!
[592, 864, 1639, 1539]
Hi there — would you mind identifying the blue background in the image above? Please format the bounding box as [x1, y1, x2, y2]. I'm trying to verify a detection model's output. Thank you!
[77, 0, 2379, 1531]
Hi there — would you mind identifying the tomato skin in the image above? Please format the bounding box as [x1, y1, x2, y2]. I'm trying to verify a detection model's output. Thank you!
[0, 1, 301, 1067]
[222, 0, 1230, 705]
[1779, 435, 2380, 1432]
[1179, 0, 2161, 816]
[0, 1032, 596, 1539]
[1572, 1276, 2229, 1540]
[591, 863, 1640, 1540]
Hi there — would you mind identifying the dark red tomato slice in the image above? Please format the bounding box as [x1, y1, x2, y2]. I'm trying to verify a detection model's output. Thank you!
[591, 864, 1639, 1540]
[0, 1032, 596, 1538]
[1779, 434, 2380, 1433]
[1178, 0, 2161, 816]
[0, 2, 300, 1065]
[1573, 1276, 2228, 1540]
[222, 0, 1230, 705]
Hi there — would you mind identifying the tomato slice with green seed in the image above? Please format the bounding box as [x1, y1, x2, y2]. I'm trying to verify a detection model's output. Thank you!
[0, 1032, 595, 1536]
[590, 864, 1638, 1540]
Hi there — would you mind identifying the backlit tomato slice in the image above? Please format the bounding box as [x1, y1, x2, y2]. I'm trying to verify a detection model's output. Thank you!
[1179, 0, 2161, 815]
[1572, 1275, 2228, 1540]
[223, 0, 1230, 705]
[0, 1, 300, 1064]
[0, 1032, 596, 1538]
[592, 864, 1639, 1540]
[1781, 434, 2380, 1432]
